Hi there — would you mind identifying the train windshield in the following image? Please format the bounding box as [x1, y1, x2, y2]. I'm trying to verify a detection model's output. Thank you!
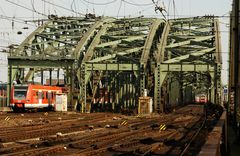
[14, 85, 28, 100]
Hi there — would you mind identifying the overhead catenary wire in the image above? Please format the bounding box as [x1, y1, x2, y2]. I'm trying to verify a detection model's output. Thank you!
[0, 15, 37, 27]
[125, 0, 153, 17]
[92, 0, 96, 15]
[0, 2, 230, 43]
[0, 1, 229, 61]
[81, 0, 118, 5]
[6, 0, 48, 17]
[31, 0, 36, 21]
[47, 0, 65, 17]
[1, 0, 233, 18]
[173, 0, 176, 19]
[112, 14, 232, 18]
[137, 7, 155, 17]
[41, 0, 85, 16]
[152, 0, 167, 20]
[117, 0, 123, 19]
[122, 0, 153, 6]
[0, 3, 7, 17]
[101, 1, 109, 16]
[0, 5, 9, 28]
[31, 0, 36, 13]
[4, 1, 232, 20]
[71, 0, 78, 16]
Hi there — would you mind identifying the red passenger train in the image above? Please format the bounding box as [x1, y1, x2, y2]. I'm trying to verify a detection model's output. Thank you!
[10, 84, 62, 110]
[195, 94, 208, 103]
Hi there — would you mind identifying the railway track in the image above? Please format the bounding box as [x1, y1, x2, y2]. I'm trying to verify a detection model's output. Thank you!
[0, 104, 222, 156]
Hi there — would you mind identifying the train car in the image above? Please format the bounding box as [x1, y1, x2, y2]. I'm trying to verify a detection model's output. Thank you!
[195, 94, 208, 103]
[10, 84, 62, 111]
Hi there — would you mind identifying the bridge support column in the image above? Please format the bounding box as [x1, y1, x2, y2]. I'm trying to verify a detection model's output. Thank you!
[210, 72, 216, 104]
[7, 65, 12, 107]
[69, 65, 74, 110]
[81, 64, 87, 113]
[154, 64, 167, 113]
[140, 64, 145, 97]
[7, 66, 18, 106]
[179, 73, 183, 105]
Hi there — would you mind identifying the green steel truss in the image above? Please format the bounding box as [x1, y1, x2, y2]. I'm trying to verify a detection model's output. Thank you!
[8, 17, 104, 108]
[155, 17, 222, 112]
[80, 18, 164, 112]
[8, 16, 221, 113]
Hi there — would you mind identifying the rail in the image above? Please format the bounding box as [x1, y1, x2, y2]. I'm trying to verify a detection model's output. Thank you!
[180, 113, 207, 156]
[0, 105, 206, 155]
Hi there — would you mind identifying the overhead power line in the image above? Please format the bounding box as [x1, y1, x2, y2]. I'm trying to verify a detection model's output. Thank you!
[6, 0, 48, 17]
[41, 0, 85, 16]
[117, 0, 123, 18]
[122, 0, 153, 6]
[81, 0, 118, 5]
[71, 0, 77, 16]
[152, 0, 167, 20]
[0, 15, 36, 26]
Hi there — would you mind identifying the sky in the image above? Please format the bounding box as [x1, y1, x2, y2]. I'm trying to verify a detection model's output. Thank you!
[0, 0, 232, 84]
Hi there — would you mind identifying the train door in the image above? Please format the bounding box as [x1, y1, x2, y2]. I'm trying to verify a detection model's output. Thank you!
[47, 91, 52, 107]
[38, 90, 42, 105]
[32, 90, 38, 104]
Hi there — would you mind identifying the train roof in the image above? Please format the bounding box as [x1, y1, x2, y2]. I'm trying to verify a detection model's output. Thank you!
[14, 84, 62, 90]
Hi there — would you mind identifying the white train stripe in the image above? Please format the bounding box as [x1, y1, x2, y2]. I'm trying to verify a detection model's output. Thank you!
[10, 103, 54, 108]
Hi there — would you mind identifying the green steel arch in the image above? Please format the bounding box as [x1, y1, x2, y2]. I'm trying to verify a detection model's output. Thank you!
[8, 16, 107, 108]
[80, 18, 165, 112]
[155, 17, 222, 112]
[7, 16, 221, 112]
[8, 16, 165, 111]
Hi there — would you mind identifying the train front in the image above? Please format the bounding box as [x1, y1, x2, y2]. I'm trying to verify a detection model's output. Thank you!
[10, 84, 29, 111]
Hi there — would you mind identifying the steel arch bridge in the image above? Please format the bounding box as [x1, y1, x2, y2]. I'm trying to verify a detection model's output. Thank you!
[7, 16, 221, 112]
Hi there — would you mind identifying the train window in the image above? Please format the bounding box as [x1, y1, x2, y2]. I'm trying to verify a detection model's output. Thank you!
[35, 91, 38, 99]
[14, 90, 27, 100]
[43, 92, 46, 99]
[47, 92, 52, 99]
[14, 85, 28, 100]
[52, 92, 56, 98]
[38, 91, 42, 99]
